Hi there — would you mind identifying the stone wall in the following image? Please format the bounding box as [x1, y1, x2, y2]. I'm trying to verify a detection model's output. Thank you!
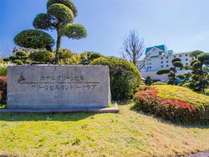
[7, 65, 111, 110]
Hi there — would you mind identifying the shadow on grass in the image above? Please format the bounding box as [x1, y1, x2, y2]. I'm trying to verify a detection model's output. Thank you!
[130, 105, 209, 129]
[0, 155, 17, 157]
[0, 112, 96, 122]
[117, 100, 133, 105]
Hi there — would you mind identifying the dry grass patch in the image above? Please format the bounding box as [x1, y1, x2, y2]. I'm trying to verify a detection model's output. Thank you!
[0, 105, 208, 157]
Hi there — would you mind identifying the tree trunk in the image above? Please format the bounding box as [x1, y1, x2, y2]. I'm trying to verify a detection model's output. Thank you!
[55, 28, 61, 64]
[133, 52, 136, 65]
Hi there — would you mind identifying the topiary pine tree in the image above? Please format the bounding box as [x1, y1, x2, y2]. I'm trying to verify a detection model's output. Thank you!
[33, 0, 87, 64]
[14, 29, 55, 51]
[145, 76, 153, 85]
[188, 52, 209, 92]
[157, 58, 184, 85]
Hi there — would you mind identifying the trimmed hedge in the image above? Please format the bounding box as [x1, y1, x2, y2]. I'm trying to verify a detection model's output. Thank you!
[134, 85, 209, 123]
[91, 57, 143, 101]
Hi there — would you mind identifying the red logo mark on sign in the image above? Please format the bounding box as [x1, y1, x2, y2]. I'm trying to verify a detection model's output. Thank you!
[18, 75, 25, 83]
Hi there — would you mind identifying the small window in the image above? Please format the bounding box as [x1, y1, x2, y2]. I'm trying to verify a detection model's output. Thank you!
[161, 61, 163, 64]
[185, 54, 188, 57]
[166, 61, 169, 63]
[161, 57, 163, 59]
[166, 65, 169, 67]
[166, 57, 168, 59]
[161, 65, 164, 68]
[186, 63, 188, 65]
[186, 58, 188, 61]
[179, 55, 182, 57]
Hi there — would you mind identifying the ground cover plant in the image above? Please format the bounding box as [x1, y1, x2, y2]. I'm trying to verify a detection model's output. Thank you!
[134, 85, 209, 123]
[0, 105, 208, 157]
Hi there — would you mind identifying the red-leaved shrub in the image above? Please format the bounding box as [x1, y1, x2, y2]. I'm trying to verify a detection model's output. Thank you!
[133, 89, 200, 123]
[0, 76, 7, 105]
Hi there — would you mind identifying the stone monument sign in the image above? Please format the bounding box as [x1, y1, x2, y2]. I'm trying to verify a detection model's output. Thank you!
[7, 65, 111, 111]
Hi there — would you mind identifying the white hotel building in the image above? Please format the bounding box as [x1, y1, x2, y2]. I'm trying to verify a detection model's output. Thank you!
[137, 45, 194, 81]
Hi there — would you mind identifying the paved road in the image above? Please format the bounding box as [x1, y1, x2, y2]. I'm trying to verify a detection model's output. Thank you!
[189, 151, 209, 157]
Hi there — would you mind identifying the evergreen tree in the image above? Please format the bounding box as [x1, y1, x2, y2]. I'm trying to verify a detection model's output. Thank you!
[186, 52, 209, 92]
[157, 58, 183, 85]
[33, 0, 87, 64]
[145, 76, 153, 85]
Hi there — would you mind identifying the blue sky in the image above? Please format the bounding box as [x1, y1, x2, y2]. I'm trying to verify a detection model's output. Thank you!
[1, 0, 209, 58]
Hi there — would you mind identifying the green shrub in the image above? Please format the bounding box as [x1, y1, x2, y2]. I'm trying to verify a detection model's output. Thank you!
[0, 59, 6, 64]
[58, 49, 73, 64]
[133, 85, 209, 123]
[67, 53, 81, 65]
[80, 52, 103, 65]
[9, 56, 18, 61]
[13, 59, 24, 65]
[29, 51, 55, 64]
[59, 49, 73, 59]
[3, 57, 10, 62]
[0, 66, 7, 76]
[90, 57, 143, 101]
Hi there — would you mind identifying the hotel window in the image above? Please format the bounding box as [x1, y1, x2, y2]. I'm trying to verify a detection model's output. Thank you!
[166, 61, 169, 63]
[185, 54, 188, 57]
[186, 58, 188, 61]
[166, 65, 169, 67]
[161, 65, 164, 68]
[161, 61, 163, 64]
[161, 57, 163, 59]
[166, 57, 168, 59]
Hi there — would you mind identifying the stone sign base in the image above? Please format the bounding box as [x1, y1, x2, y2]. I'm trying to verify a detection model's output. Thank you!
[0, 104, 119, 113]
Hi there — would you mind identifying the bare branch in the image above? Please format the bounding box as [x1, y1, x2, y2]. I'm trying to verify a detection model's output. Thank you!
[122, 30, 145, 65]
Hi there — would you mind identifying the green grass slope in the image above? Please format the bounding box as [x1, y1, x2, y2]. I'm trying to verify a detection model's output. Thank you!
[0, 105, 209, 157]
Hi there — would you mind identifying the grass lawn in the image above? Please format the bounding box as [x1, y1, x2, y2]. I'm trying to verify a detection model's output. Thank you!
[0, 105, 208, 157]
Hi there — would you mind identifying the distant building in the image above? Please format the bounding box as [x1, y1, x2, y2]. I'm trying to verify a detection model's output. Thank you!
[137, 45, 194, 81]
